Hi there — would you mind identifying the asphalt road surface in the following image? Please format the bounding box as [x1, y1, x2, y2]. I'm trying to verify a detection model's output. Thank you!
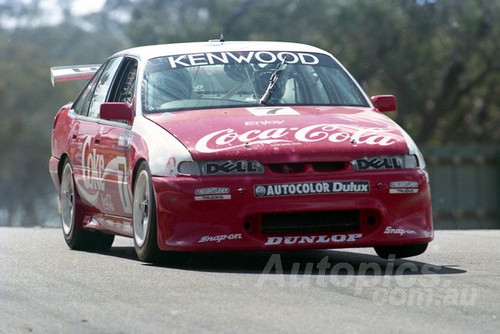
[1, 228, 499, 333]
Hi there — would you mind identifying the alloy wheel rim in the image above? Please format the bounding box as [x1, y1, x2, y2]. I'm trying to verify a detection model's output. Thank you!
[133, 170, 150, 247]
[61, 164, 74, 235]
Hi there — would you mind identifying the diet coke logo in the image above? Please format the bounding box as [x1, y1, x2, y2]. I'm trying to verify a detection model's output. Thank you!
[195, 124, 399, 153]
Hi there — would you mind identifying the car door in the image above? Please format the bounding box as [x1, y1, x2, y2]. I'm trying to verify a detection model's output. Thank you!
[92, 58, 138, 217]
[70, 57, 123, 213]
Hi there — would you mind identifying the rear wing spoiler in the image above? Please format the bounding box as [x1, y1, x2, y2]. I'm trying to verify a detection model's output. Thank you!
[50, 64, 101, 87]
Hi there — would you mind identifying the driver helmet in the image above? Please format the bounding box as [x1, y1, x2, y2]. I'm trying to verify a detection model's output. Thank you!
[151, 68, 193, 105]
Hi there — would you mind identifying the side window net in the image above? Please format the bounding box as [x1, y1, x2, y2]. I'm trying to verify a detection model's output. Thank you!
[113, 60, 138, 104]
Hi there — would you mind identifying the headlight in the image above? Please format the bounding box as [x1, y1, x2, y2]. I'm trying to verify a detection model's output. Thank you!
[178, 160, 265, 175]
[352, 154, 419, 170]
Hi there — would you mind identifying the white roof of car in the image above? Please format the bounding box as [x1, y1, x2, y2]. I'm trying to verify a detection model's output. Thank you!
[113, 41, 330, 61]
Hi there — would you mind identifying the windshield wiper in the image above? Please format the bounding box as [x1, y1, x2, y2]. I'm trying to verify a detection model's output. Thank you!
[259, 57, 287, 106]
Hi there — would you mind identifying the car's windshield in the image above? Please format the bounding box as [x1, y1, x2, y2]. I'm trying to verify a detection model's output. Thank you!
[141, 51, 368, 113]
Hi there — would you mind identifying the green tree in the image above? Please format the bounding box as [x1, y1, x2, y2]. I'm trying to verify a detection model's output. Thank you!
[0, 35, 59, 225]
[320, 0, 500, 144]
[0, 17, 128, 226]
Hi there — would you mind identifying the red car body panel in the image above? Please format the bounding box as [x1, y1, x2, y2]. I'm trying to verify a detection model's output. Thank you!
[152, 169, 432, 252]
[145, 106, 409, 161]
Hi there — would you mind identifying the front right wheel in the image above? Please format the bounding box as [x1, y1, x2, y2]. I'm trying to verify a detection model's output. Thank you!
[133, 161, 161, 262]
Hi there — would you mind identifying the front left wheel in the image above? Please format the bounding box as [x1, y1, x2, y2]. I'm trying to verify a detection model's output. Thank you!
[60, 158, 114, 251]
[133, 161, 161, 262]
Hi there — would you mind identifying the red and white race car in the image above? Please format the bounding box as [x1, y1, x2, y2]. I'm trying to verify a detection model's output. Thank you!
[49, 41, 433, 262]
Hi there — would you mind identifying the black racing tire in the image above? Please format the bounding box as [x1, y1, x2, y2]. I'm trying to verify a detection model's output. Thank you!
[374, 243, 428, 259]
[133, 161, 162, 262]
[60, 158, 114, 251]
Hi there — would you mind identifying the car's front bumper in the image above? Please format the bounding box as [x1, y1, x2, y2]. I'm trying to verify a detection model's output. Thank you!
[152, 168, 433, 252]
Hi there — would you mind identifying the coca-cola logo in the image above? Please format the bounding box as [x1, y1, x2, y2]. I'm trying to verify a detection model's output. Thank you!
[82, 136, 105, 192]
[195, 124, 399, 153]
[77, 136, 132, 213]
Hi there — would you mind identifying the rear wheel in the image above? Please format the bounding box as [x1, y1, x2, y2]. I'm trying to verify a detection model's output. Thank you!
[60, 159, 114, 251]
[133, 161, 161, 262]
[374, 243, 428, 259]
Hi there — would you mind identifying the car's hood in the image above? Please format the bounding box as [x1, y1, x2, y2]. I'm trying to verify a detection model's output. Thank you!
[144, 106, 410, 163]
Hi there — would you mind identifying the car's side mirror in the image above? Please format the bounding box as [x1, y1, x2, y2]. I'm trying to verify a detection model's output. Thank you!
[100, 102, 134, 125]
[370, 95, 397, 113]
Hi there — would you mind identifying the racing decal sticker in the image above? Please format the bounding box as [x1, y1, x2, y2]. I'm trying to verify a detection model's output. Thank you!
[115, 132, 135, 151]
[246, 107, 299, 116]
[165, 157, 176, 176]
[195, 124, 398, 153]
[81, 136, 106, 198]
[355, 157, 403, 170]
[78, 136, 132, 213]
[203, 160, 264, 175]
[389, 181, 419, 194]
[384, 227, 417, 236]
[198, 233, 243, 243]
[244, 120, 285, 126]
[194, 187, 231, 201]
[389, 189, 418, 194]
[265, 233, 362, 245]
[166, 51, 322, 69]
[390, 181, 418, 188]
[195, 187, 230, 195]
[195, 195, 231, 201]
[254, 181, 369, 197]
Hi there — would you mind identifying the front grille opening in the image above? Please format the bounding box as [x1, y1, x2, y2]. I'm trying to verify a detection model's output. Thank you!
[313, 161, 347, 172]
[266, 161, 347, 173]
[261, 210, 359, 234]
[267, 163, 305, 173]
